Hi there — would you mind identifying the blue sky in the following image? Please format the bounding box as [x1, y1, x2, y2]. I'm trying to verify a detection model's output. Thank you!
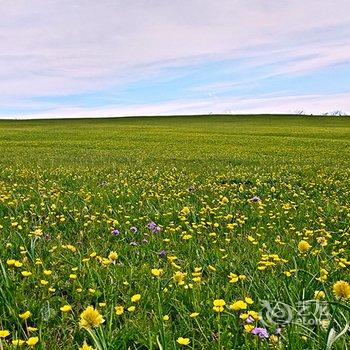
[0, 0, 350, 118]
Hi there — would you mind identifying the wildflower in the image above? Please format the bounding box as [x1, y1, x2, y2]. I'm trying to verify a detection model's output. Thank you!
[244, 324, 255, 332]
[181, 207, 190, 215]
[111, 229, 120, 236]
[79, 341, 95, 350]
[151, 268, 163, 277]
[213, 299, 226, 312]
[21, 271, 32, 277]
[176, 337, 190, 346]
[251, 196, 260, 203]
[0, 330, 10, 338]
[12, 339, 25, 346]
[162, 315, 170, 321]
[159, 250, 167, 258]
[314, 290, 325, 300]
[298, 240, 311, 253]
[230, 300, 247, 311]
[173, 271, 186, 285]
[190, 312, 199, 318]
[115, 306, 124, 315]
[131, 294, 141, 303]
[79, 306, 105, 329]
[228, 273, 239, 283]
[27, 327, 38, 332]
[147, 221, 161, 233]
[19, 311, 31, 319]
[245, 297, 254, 304]
[108, 251, 118, 261]
[130, 226, 137, 233]
[333, 280, 350, 300]
[251, 327, 269, 338]
[316, 268, 329, 283]
[26, 337, 39, 347]
[127, 306, 136, 312]
[60, 305, 72, 312]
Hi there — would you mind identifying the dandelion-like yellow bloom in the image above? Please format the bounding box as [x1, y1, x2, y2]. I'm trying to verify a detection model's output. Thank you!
[108, 251, 118, 261]
[12, 339, 25, 346]
[176, 337, 190, 346]
[131, 294, 141, 303]
[79, 306, 105, 329]
[115, 305, 124, 315]
[298, 240, 311, 252]
[0, 330, 10, 338]
[213, 299, 226, 312]
[79, 341, 95, 350]
[26, 336, 39, 347]
[333, 280, 350, 300]
[19, 311, 31, 320]
[173, 271, 186, 285]
[314, 290, 325, 300]
[230, 300, 247, 311]
[151, 268, 163, 277]
[60, 305, 72, 312]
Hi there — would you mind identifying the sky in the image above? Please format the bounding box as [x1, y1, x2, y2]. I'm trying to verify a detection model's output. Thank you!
[0, 0, 350, 119]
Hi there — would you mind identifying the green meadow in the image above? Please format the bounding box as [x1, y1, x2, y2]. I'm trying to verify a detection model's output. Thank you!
[0, 115, 349, 349]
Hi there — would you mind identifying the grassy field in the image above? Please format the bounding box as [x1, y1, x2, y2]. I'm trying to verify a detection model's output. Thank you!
[0, 115, 349, 349]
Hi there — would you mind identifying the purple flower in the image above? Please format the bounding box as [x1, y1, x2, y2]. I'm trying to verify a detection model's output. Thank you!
[147, 221, 157, 230]
[159, 250, 167, 258]
[141, 239, 148, 244]
[251, 196, 261, 203]
[112, 229, 120, 236]
[275, 327, 282, 335]
[147, 221, 161, 233]
[130, 226, 137, 233]
[251, 327, 269, 339]
[246, 316, 255, 324]
[130, 241, 138, 246]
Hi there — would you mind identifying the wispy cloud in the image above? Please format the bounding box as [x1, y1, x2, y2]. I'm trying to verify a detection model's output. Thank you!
[0, 0, 349, 117]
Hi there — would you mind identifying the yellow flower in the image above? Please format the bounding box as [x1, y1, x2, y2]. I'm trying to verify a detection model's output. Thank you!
[173, 271, 186, 285]
[19, 311, 31, 320]
[0, 330, 10, 338]
[12, 339, 25, 346]
[314, 290, 325, 300]
[244, 324, 254, 333]
[151, 268, 163, 277]
[162, 315, 170, 321]
[190, 312, 199, 318]
[60, 305, 72, 312]
[115, 306, 124, 315]
[21, 271, 32, 277]
[245, 297, 254, 304]
[108, 251, 118, 261]
[79, 341, 95, 350]
[26, 337, 39, 347]
[230, 300, 247, 311]
[298, 240, 311, 252]
[27, 327, 38, 332]
[127, 306, 136, 312]
[333, 280, 350, 300]
[131, 294, 141, 303]
[176, 337, 190, 346]
[79, 306, 105, 329]
[213, 299, 226, 312]
[180, 207, 190, 215]
[228, 273, 239, 283]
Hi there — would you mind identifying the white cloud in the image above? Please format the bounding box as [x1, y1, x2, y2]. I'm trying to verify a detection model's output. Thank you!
[0, 0, 349, 116]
